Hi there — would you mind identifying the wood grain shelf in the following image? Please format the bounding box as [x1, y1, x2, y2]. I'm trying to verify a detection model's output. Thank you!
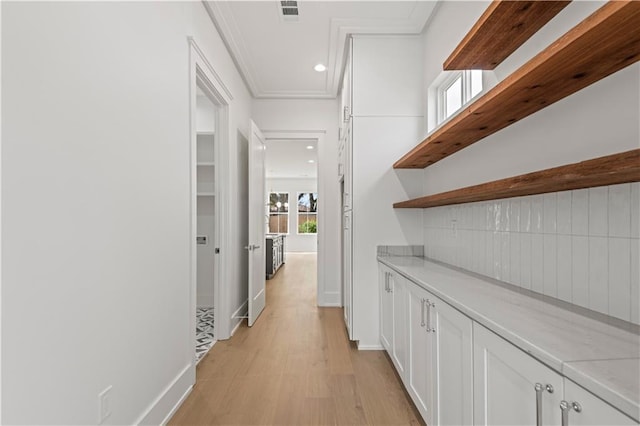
[395, 1, 640, 169]
[444, 1, 571, 70]
[393, 149, 640, 209]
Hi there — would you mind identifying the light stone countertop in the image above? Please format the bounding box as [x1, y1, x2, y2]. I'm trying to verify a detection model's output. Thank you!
[378, 255, 640, 421]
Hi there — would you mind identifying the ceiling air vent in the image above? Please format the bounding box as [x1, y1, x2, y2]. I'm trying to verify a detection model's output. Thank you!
[280, 1, 299, 22]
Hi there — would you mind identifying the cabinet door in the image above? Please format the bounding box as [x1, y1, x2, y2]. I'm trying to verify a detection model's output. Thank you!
[379, 265, 393, 353]
[391, 273, 408, 378]
[431, 296, 473, 426]
[474, 324, 563, 426]
[407, 282, 434, 424]
[561, 380, 636, 426]
[343, 211, 353, 339]
[342, 121, 352, 211]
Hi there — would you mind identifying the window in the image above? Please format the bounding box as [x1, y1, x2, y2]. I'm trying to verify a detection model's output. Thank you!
[297, 192, 317, 234]
[268, 192, 289, 234]
[438, 70, 483, 124]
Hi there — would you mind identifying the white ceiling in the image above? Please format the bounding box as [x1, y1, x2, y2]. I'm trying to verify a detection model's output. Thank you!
[266, 139, 318, 178]
[204, 1, 438, 99]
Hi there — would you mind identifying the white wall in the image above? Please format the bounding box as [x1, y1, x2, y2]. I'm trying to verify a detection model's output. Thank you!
[419, 2, 639, 321]
[1, 2, 252, 424]
[252, 99, 340, 306]
[266, 177, 318, 253]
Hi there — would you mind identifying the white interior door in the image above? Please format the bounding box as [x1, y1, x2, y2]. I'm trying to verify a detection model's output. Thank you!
[247, 120, 266, 326]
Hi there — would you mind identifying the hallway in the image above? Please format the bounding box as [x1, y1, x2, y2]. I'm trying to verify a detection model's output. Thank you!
[170, 253, 422, 425]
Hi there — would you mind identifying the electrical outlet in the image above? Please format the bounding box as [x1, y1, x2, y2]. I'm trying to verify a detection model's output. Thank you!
[98, 385, 113, 424]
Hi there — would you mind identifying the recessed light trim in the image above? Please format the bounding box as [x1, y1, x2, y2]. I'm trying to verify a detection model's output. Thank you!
[314, 64, 326, 72]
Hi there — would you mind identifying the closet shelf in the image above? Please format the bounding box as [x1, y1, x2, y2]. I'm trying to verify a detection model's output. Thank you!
[394, 1, 640, 169]
[197, 192, 215, 197]
[197, 162, 215, 167]
[444, 1, 571, 70]
[393, 149, 639, 209]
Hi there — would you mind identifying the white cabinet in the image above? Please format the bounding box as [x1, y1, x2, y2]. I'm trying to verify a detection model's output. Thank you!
[343, 210, 352, 339]
[431, 293, 473, 426]
[391, 273, 408, 378]
[339, 35, 424, 347]
[379, 264, 393, 352]
[473, 323, 564, 426]
[561, 380, 636, 426]
[406, 281, 473, 426]
[407, 282, 435, 423]
[378, 263, 409, 378]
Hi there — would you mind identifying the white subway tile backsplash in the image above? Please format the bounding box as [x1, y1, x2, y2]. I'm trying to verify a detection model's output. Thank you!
[501, 232, 510, 282]
[557, 191, 572, 235]
[588, 237, 608, 313]
[422, 183, 639, 325]
[510, 198, 521, 233]
[485, 230, 494, 277]
[608, 184, 631, 238]
[531, 195, 544, 233]
[543, 234, 557, 297]
[543, 193, 557, 234]
[531, 234, 544, 294]
[589, 187, 608, 237]
[631, 183, 640, 239]
[501, 200, 511, 232]
[630, 239, 639, 324]
[493, 232, 502, 280]
[510, 233, 521, 286]
[521, 233, 532, 290]
[473, 230, 485, 275]
[520, 198, 532, 233]
[486, 203, 495, 231]
[572, 189, 589, 236]
[473, 203, 484, 230]
[557, 235, 572, 302]
[608, 238, 631, 321]
[572, 236, 589, 307]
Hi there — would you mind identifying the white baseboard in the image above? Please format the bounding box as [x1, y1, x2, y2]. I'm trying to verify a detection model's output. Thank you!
[135, 363, 195, 425]
[357, 343, 384, 351]
[230, 300, 248, 336]
[318, 291, 341, 307]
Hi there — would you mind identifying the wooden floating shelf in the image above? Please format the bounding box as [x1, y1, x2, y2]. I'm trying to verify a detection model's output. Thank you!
[394, 149, 640, 209]
[395, 1, 640, 169]
[444, 1, 571, 70]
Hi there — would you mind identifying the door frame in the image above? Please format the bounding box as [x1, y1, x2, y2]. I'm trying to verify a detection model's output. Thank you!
[188, 38, 233, 367]
[261, 130, 333, 307]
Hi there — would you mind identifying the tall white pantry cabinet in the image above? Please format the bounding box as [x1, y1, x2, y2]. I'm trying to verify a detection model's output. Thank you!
[338, 35, 423, 348]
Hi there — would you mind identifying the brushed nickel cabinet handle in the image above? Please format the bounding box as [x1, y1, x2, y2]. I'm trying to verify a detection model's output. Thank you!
[535, 383, 544, 426]
[420, 298, 426, 327]
[560, 400, 582, 426]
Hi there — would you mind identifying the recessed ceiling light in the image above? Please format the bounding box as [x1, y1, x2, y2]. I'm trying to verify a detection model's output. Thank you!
[314, 64, 326, 72]
[306, 145, 314, 150]
[308, 160, 315, 163]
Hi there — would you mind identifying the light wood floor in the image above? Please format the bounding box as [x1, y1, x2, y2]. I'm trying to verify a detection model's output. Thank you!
[169, 253, 423, 425]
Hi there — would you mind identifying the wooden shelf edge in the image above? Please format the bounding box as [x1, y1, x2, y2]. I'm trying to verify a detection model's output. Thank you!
[444, 1, 571, 70]
[395, 1, 640, 169]
[394, 149, 640, 209]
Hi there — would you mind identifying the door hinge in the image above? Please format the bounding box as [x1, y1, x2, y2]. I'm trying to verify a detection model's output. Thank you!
[215, 248, 220, 254]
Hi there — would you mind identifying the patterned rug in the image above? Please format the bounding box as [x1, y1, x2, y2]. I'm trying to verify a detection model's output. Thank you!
[196, 307, 215, 363]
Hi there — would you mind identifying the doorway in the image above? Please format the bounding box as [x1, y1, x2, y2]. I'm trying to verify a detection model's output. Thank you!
[189, 38, 233, 369]
[264, 138, 319, 298]
[194, 84, 219, 362]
